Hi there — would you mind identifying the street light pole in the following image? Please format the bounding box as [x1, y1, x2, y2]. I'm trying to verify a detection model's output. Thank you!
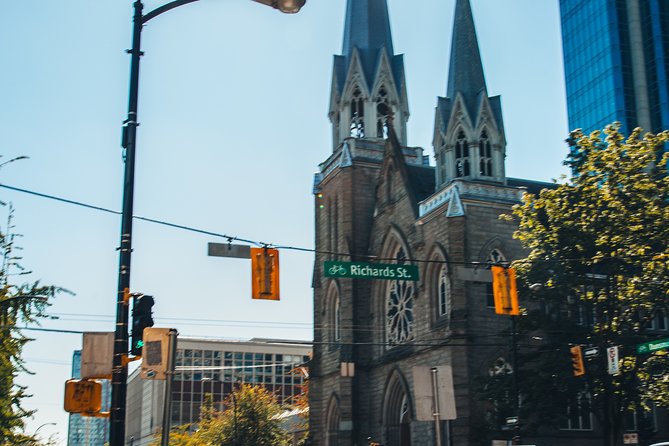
[109, 2, 142, 444]
[109, 1, 305, 445]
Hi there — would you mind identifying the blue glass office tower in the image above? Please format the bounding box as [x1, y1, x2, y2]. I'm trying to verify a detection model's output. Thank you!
[560, 0, 669, 136]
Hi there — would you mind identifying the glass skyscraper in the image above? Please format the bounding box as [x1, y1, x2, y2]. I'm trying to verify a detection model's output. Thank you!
[560, 0, 669, 136]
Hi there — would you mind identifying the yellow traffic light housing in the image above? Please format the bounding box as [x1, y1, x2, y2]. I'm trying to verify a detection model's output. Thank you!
[570, 345, 586, 376]
[64, 379, 102, 414]
[251, 248, 280, 301]
[491, 266, 519, 316]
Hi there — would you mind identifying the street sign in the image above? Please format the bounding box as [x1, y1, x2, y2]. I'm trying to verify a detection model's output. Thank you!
[81, 332, 114, 379]
[324, 261, 419, 281]
[607, 346, 620, 375]
[584, 347, 599, 358]
[636, 338, 669, 354]
[208, 242, 251, 259]
[412, 365, 456, 421]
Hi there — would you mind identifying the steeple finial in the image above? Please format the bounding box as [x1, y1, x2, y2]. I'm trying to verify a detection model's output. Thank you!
[446, 0, 487, 105]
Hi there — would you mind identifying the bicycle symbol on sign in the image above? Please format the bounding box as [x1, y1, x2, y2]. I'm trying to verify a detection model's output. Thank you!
[328, 264, 347, 276]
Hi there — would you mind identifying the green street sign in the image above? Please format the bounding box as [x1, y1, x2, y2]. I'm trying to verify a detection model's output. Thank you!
[636, 338, 669, 354]
[324, 261, 419, 281]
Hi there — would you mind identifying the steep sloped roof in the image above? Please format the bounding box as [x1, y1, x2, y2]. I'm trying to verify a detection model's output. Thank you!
[445, 0, 487, 119]
[336, 0, 404, 95]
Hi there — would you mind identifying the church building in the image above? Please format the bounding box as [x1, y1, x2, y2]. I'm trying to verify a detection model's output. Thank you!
[310, 1, 546, 444]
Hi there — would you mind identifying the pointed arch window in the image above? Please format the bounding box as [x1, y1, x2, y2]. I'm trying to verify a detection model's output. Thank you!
[455, 130, 470, 177]
[479, 130, 493, 177]
[387, 246, 414, 346]
[384, 374, 412, 446]
[488, 248, 507, 265]
[334, 295, 341, 342]
[437, 264, 451, 318]
[376, 86, 390, 138]
[350, 87, 365, 138]
[326, 397, 340, 446]
[486, 249, 507, 307]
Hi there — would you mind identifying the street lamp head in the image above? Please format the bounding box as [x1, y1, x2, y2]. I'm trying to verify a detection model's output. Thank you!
[252, 0, 306, 14]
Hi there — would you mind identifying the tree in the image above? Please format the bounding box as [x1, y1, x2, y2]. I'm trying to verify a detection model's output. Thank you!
[0, 203, 66, 445]
[479, 124, 669, 445]
[156, 384, 291, 446]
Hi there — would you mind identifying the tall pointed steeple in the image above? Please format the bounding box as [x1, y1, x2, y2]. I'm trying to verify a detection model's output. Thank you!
[329, 0, 409, 148]
[342, 0, 394, 60]
[433, 0, 506, 187]
[446, 0, 487, 117]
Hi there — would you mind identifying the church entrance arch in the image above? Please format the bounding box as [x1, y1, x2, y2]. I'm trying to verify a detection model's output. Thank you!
[382, 371, 412, 446]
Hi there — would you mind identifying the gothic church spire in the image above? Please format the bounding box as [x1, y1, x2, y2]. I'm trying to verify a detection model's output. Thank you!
[342, 0, 394, 61]
[446, 0, 487, 116]
[329, 0, 409, 148]
[433, 0, 506, 187]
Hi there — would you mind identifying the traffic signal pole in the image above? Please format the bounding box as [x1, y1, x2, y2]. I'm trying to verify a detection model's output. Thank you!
[110, 2, 303, 444]
[110, 2, 143, 445]
[510, 315, 520, 445]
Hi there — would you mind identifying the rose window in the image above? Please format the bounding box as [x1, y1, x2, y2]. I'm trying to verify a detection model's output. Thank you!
[386, 247, 414, 345]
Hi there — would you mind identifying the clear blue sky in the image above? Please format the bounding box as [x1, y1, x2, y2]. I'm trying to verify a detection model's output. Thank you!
[0, 0, 568, 443]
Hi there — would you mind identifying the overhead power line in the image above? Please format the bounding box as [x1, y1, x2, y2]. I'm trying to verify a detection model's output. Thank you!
[1, 183, 667, 267]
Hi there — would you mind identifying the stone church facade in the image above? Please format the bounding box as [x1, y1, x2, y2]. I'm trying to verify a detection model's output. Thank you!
[310, 1, 547, 445]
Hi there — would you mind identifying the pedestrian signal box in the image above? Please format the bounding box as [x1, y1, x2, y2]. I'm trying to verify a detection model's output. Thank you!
[251, 248, 280, 301]
[140, 327, 173, 380]
[491, 266, 519, 316]
[64, 379, 102, 414]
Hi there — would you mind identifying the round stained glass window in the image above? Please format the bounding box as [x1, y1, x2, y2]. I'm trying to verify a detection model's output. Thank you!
[387, 247, 414, 345]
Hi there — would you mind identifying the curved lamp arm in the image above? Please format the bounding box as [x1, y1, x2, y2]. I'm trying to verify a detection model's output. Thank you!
[144, 0, 305, 23]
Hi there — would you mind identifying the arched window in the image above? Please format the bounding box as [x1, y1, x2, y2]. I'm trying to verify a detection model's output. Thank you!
[384, 373, 412, 446]
[437, 264, 451, 318]
[488, 248, 507, 265]
[350, 87, 365, 138]
[486, 249, 507, 307]
[376, 86, 390, 138]
[334, 295, 341, 342]
[326, 396, 340, 446]
[455, 130, 470, 177]
[387, 246, 414, 346]
[327, 286, 341, 349]
[479, 130, 493, 176]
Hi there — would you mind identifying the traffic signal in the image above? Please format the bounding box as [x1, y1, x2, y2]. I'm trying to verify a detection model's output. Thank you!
[64, 379, 102, 414]
[131, 295, 154, 356]
[570, 345, 585, 376]
[140, 327, 173, 380]
[491, 266, 519, 316]
[251, 248, 280, 300]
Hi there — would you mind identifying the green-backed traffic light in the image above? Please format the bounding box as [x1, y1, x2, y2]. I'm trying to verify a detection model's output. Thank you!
[131, 295, 154, 356]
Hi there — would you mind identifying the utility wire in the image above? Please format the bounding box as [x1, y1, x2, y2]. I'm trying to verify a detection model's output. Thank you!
[4, 183, 665, 267]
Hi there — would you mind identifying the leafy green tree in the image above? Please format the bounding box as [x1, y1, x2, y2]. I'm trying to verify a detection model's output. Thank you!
[157, 384, 290, 446]
[479, 124, 669, 445]
[0, 204, 66, 445]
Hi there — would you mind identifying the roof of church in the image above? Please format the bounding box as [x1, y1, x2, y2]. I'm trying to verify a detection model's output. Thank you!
[342, 0, 394, 58]
[335, 0, 405, 95]
[507, 177, 557, 195]
[446, 0, 487, 114]
[406, 164, 436, 204]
